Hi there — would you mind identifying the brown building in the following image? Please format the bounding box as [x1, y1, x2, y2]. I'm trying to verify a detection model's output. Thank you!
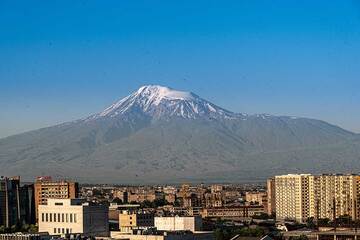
[266, 177, 276, 215]
[34, 176, 78, 222]
[201, 206, 264, 220]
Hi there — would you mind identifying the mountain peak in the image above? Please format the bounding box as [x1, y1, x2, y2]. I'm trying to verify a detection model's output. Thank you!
[136, 85, 196, 104]
[89, 85, 237, 120]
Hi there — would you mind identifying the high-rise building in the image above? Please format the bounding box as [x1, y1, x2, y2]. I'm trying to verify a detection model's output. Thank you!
[273, 174, 360, 223]
[0, 176, 35, 227]
[34, 176, 78, 222]
[314, 174, 359, 220]
[275, 174, 314, 223]
[266, 177, 276, 215]
[38, 198, 109, 237]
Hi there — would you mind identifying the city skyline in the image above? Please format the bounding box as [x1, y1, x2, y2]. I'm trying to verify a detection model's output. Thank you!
[1, 1, 360, 138]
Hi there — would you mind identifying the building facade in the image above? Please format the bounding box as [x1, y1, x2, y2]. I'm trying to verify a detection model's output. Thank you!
[119, 210, 154, 233]
[0, 176, 35, 227]
[34, 176, 78, 222]
[274, 174, 360, 223]
[266, 177, 276, 215]
[154, 216, 202, 232]
[38, 199, 109, 237]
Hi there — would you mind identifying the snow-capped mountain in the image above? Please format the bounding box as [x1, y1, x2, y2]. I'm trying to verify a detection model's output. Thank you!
[0, 85, 359, 183]
[88, 85, 240, 120]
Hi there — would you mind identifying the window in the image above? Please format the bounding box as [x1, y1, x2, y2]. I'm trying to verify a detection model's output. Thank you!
[55, 202, 63, 206]
[66, 228, 69, 234]
[58, 228, 61, 234]
[42, 213, 44, 222]
[50, 213, 52, 222]
[62, 228, 64, 234]
[66, 213, 68, 222]
[70, 213, 72, 223]
[54, 228, 56, 233]
[58, 213, 61, 222]
[74, 214, 77, 223]
[62, 213, 64, 222]
[45, 213, 48, 222]
[54, 213, 56, 222]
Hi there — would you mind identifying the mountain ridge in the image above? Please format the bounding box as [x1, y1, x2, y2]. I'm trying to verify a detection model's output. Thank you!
[0, 85, 359, 183]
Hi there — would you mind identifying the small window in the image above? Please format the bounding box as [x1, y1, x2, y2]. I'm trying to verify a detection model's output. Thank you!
[54, 213, 57, 222]
[55, 202, 63, 206]
[42, 213, 45, 222]
[54, 228, 56, 233]
[62, 213, 64, 222]
[74, 214, 77, 223]
[45, 213, 48, 222]
[70, 213, 73, 223]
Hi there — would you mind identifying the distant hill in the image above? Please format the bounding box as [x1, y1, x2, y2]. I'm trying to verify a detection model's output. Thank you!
[1, 85, 359, 183]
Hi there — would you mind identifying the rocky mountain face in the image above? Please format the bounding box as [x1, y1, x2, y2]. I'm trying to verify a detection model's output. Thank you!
[0, 85, 359, 183]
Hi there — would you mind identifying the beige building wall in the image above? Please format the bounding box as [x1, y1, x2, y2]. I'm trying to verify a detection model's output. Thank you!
[38, 199, 108, 237]
[154, 216, 202, 232]
[275, 174, 312, 223]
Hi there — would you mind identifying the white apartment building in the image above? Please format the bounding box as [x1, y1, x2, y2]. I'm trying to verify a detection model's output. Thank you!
[38, 199, 109, 237]
[154, 216, 202, 232]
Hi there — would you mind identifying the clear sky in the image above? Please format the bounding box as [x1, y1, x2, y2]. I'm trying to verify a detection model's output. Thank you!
[1, 0, 360, 138]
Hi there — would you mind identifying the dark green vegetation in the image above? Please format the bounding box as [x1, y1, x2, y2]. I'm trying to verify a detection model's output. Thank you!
[0, 224, 38, 234]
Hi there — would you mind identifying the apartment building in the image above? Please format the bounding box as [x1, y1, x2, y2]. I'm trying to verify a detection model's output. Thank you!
[274, 174, 360, 223]
[38, 198, 109, 237]
[275, 174, 314, 223]
[34, 176, 78, 221]
[200, 206, 264, 220]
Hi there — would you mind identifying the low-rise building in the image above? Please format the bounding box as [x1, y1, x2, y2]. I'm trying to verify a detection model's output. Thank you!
[154, 216, 202, 232]
[201, 206, 264, 220]
[119, 210, 154, 233]
[38, 199, 109, 237]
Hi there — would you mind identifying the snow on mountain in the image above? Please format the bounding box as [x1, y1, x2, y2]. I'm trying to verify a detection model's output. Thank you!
[88, 85, 241, 120]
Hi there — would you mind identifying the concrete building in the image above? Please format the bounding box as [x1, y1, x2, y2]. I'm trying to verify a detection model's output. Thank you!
[275, 174, 314, 223]
[245, 191, 267, 205]
[34, 176, 78, 222]
[119, 210, 154, 233]
[38, 199, 109, 237]
[201, 206, 264, 220]
[0, 176, 35, 227]
[154, 216, 202, 232]
[314, 174, 360, 220]
[274, 173, 360, 223]
[266, 177, 276, 215]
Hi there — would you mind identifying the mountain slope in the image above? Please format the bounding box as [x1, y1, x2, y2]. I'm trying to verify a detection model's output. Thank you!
[0, 85, 358, 183]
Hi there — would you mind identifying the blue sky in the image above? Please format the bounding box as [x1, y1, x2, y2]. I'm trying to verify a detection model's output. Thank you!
[1, 0, 360, 137]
